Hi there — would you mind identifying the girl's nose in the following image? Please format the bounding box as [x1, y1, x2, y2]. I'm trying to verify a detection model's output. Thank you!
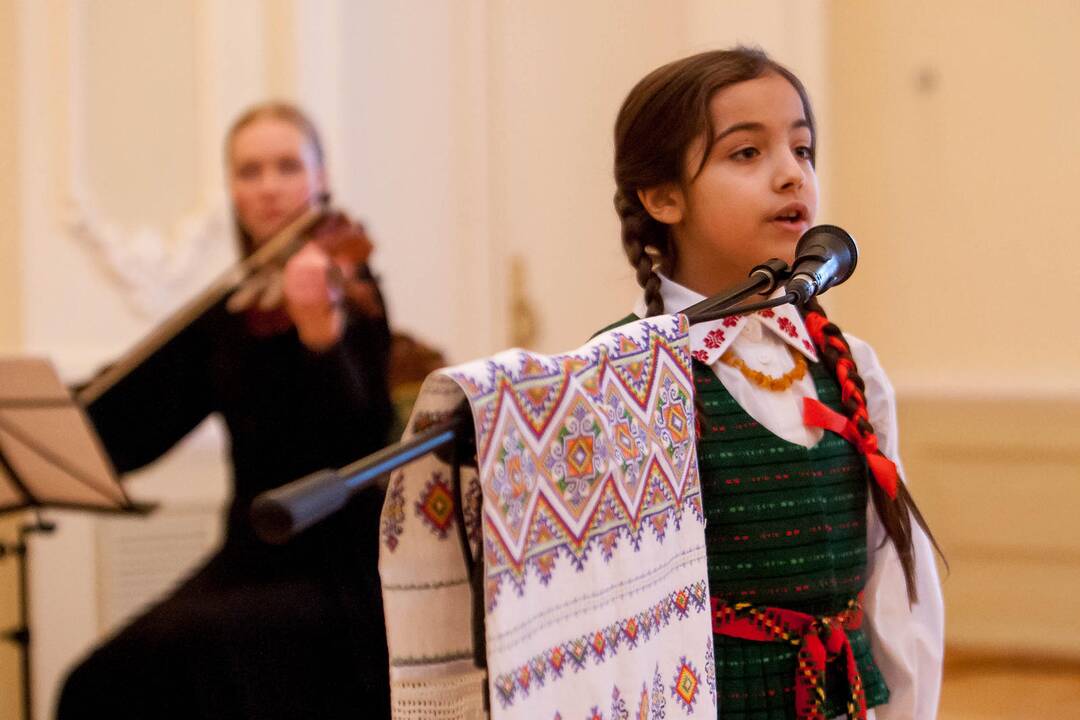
[774, 151, 806, 192]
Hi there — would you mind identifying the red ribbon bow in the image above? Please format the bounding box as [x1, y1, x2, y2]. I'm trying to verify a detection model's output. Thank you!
[802, 398, 898, 499]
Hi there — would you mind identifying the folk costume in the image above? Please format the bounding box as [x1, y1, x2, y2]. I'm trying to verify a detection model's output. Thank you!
[379, 276, 942, 720]
[609, 275, 944, 720]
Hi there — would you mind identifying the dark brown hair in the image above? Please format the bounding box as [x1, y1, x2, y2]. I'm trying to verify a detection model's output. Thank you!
[802, 298, 944, 603]
[615, 47, 940, 602]
[614, 47, 814, 316]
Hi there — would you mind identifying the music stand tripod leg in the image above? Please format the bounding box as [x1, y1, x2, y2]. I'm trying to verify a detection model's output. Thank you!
[2, 506, 56, 720]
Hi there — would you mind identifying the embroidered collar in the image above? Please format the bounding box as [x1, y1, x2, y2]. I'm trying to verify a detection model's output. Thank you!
[633, 274, 820, 366]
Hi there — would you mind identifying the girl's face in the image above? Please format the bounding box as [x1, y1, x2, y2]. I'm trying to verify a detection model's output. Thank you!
[663, 72, 818, 296]
[228, 117, 325, 245]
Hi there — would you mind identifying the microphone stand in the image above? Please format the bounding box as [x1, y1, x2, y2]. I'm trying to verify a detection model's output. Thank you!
[251, 412, 475, 545]
[249, 407, 487, 676]
[250, 257, 803, 546]
[248, 257, 808, 708]
[682, 258, 797, 323]
[685, 291, 799, 324]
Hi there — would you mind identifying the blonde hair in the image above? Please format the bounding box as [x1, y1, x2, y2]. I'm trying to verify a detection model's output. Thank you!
[225, 101, 325, 168]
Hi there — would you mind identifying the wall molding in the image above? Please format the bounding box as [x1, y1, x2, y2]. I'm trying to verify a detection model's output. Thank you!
[65, 193, 229, 318]
[64, 0, 229, 318]
[898, 393, 1080, 660]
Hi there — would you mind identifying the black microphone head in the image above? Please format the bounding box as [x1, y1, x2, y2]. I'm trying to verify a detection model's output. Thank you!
[794, 224, 858, 286]
[786, 225, 859, 305]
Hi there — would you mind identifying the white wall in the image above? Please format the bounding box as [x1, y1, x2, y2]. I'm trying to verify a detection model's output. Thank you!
[827, 0, 1080, 661]
[827, 0, 1080, 395]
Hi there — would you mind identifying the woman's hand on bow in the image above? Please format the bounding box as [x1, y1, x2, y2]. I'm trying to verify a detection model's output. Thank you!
[282, 242, 344, 351]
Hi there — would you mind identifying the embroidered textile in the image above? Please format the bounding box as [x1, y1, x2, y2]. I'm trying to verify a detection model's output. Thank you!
[380, 315, 715, 719]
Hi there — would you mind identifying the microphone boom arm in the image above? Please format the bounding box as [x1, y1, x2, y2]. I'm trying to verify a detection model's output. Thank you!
[682, 258, 792, 323]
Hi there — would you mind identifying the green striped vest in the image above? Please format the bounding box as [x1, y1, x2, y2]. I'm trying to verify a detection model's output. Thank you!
[596, 315, 890, 719]
[697, 357, 889, 719]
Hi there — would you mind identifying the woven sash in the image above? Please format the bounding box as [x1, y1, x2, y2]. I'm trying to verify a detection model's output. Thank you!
[712, 595, 866, 720]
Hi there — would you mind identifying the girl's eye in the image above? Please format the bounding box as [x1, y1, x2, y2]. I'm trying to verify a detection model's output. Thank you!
[794, 145, 814, 161]
[731, 147, 759, 161]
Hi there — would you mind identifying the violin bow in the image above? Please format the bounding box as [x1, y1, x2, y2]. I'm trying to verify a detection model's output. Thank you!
[76, 201, 327, 406]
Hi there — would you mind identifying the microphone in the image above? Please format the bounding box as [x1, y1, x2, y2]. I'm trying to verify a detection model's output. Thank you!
[786, 225, 858, 305]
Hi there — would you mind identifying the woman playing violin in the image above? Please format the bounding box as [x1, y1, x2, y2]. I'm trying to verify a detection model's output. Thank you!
[57, 103, 394, 719]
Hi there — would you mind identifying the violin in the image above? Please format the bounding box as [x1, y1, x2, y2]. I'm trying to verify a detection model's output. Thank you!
[228, 209, 383, 337]
[76, 200, 379, 406]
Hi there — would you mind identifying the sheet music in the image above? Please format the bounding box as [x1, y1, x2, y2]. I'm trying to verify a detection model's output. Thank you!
[0, 357, 131, 512]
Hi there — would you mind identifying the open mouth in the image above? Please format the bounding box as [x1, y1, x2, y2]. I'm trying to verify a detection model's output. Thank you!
[773, 205, 807, 222]
[772, 204, 808, 228]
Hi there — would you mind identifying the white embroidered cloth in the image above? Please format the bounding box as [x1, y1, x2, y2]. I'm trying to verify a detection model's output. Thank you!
[380, 315, 716, 719]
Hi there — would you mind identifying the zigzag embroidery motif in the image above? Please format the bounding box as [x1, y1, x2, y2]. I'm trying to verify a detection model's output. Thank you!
[453, 318, 691, 466]
[446, 316, 701, 609]
[479, 360, 692, 538]
[482, 459, 703, 608]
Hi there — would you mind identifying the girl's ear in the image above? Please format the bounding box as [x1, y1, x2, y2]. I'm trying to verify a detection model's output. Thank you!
[637, 183, 685, 225]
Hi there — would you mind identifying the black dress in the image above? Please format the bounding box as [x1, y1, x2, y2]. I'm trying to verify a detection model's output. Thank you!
[56, 293, 393, 719]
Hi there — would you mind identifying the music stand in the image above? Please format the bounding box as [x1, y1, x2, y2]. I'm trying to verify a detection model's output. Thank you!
[0, 357, 145, 720]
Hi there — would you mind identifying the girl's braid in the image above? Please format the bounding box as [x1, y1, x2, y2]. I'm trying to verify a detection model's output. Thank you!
[802, 298, 944, 603]
[615, 189, 668, 317]
[614, 189, 712, 436]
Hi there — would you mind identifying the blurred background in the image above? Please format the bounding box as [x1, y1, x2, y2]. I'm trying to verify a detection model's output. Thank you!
[1, 0, 1077, 718]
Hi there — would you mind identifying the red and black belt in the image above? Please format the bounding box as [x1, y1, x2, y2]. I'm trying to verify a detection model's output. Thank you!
[711, 594, 867, 720]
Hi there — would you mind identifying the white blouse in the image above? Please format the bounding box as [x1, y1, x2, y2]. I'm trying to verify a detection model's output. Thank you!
[634, 275, 944, 720]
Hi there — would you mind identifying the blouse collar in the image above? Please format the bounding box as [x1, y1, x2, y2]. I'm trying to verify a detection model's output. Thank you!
[633, 273, 820, 366]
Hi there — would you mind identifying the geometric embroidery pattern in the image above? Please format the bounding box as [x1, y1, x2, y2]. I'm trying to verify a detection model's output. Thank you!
[415, 471, 456, 539]
[651, 665, 666, 719]
[611, 685, 629, 720]
[548, 679, 667, 720]
[448, 318, 703, 609]
[381, 471, 406, 551]
[492, 580, 709, 708]
[669, 656, 701, 713]
[705, 637, 717, 711]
